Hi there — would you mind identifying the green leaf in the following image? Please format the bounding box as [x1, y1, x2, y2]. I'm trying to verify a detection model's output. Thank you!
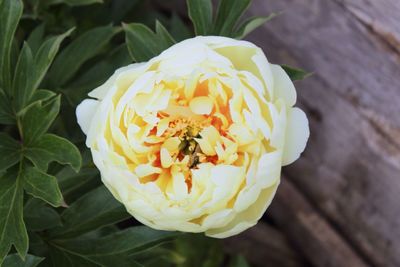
[0, 133, 21, 172]
[186, 0, 213, 35]
[21, 95, 60, 145]
[0, 0, 23, 92]
[0, 88, 14, 124]
[170, 14, 193, 42]
[33, 28, 74, 90]
[57, 166, 101, 203]
[50, 186, 129, 238]
[124, 22, 175, 62]
[27, 24, 45, 54]
[49, 0, 103, 7]
[2, 254, 43, 267]
[281, 64, 312, 81]
[23, 166, 63, 207]
[48, 25, 119, 87]
[25, 133, 81, 172]
[214, 0, 251, 36]
[50, 227, 177, 266]
[0, 165, 28, 265]
[155, 20, 176, 46]
[12, 42, 34, 111]
[24, 198, 62, 231]
[229, 255, 250, 267]
[234, 13, 279, 39]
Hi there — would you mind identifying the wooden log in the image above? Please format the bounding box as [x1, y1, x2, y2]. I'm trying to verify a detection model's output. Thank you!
[224, 222, 308, 267]
[267, 178, 370, 267]
[246, 1, 400, 266]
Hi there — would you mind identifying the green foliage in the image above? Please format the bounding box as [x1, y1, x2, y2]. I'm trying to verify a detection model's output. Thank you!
[124, 21, 175, 62]
[0, 0, 289, 265]
[281, 64, 312, 81]
[186, 0, 277, 38]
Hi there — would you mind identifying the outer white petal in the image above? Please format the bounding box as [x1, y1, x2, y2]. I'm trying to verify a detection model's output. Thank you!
[199, 36, 274, 100]
[88, 62, 147, 99]
[282, 107, 310, 166]
[270, 64, 297, 106]
[205, 182, 279, 238]
[76, 99, 99, 135]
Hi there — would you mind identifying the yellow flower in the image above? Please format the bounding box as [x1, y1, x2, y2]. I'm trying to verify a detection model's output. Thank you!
[76, 36, 309, 238]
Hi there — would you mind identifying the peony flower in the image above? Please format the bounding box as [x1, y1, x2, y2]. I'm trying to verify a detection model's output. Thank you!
[76, 36, 309, 238]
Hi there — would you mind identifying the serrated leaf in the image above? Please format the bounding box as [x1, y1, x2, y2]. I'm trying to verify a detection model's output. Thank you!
[2, 253, 43, 267]
[23, 166, 63, 207]
[235, 13, 279, 39]
[124, 22, 175, 62]
[48, 25, 118, 87]
[12, 42, 34, 111]
[49, 186, 129, 238]
[214, 0, 251, 36]
[0, 133, 21, 172]
[0, 165, 28, 265]
[25, 133, 81, 172]
[0, 88, 15, 124]
[24, 198, 62, 231]
[0, 0, 23, 92]
[281, 64, 312, 81]
[33, 28, 74, 90]
[51, 227, 177, 266]
[27, 24, 45, 54]
[21, 95, 60, 145]
[186, 0, 213, 35]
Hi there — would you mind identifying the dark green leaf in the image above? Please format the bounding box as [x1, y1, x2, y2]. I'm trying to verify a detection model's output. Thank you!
[57, 166, 100, 203]
[0, 133, 21, 172]
[25, 133, 81, 172]
[50, 186, 129, 238]
[21, 95, 60, 145]
[27, 24, 45, 54]
[24, 198, 62, 231]
[0, 88, 14, 124]
[214, 0, 251, 36]
[175, 234, 223, 267]
[33, 28, 74, 90]
[48, 25, 119, 87]
[0, 165, 28, 265]
[2, 253, 43, 267]
[170, 14, 193, 41]
[229, 255, 250, 267]
[0, 0, 23, 92]
[51, 227, 177, 266]
[12, 42, 34, 111]
[23, 166, 63, 207]
[155, 20, 176, 46]
[234, 13, 279, 39]
[281, 64, 312, 81]
[124, 22, 175, 62]
[186, 0, 213, 35]
[47, 0, 103, 6]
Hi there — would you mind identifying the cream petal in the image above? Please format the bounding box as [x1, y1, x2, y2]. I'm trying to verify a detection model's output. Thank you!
[189, 96, 214, 115]
[88, 62, 147, 99]
[282, 107, 310, 166]
[205, 182, 279, 238]
[270, 64, 297, 106]
[76, 99, 99, 135]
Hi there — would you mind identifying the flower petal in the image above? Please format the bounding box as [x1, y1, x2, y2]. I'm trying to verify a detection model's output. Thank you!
[282, 107, 310, 166]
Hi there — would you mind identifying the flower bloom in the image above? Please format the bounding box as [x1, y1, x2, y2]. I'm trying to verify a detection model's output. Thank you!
[76, 36, 309, 238]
